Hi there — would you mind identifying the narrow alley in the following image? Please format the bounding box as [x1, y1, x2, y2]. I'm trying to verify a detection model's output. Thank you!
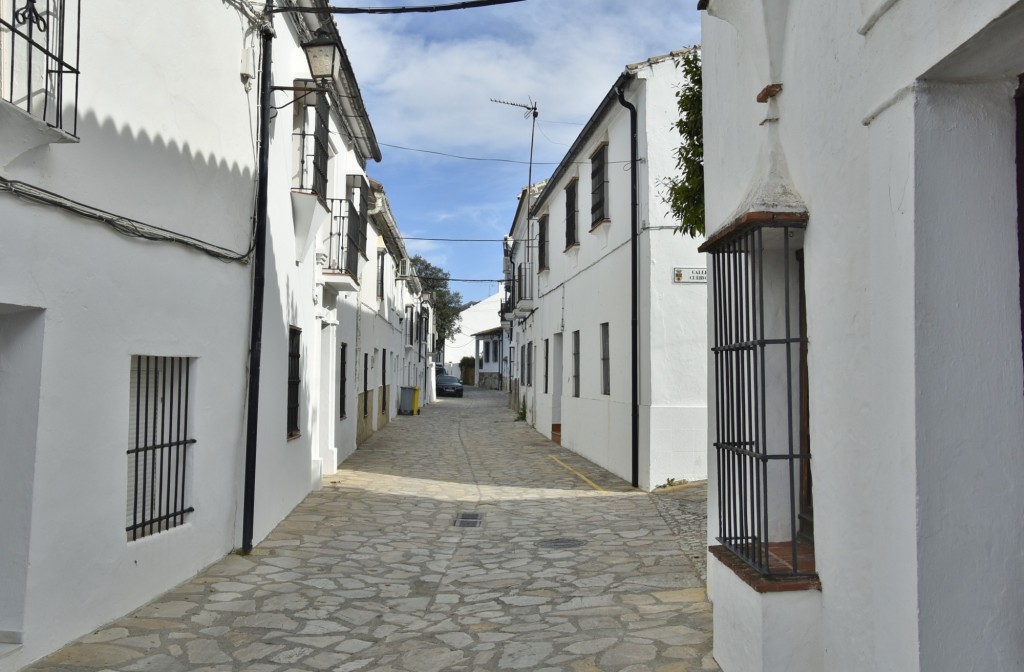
[26, 388, 716, 672]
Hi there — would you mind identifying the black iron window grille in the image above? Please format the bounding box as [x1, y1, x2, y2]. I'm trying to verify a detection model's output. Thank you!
[339, 342, 347, 419]
[345, 175, 368, 276]
[127, 356, 194, 541]
[287, 327, 301, 436]
[526, 341, 533, 387]
[572, 330, 580, 397]
[293, 84, 329, 206]
[538, 214, 548, 270]
[544, 338, 549, 393]
[362, 352, 369, 417]
[565, 179, 578, 248]
[590, 144, 608, 226]
[381, 347, 387, 412]
[1, 0, 81, 137]
[406, 306, 414, 346]
[703, 215, 813, 578]
[312, 92, 329, 203]
[600, 322, 610, 395]
[376, 249, 386, 300]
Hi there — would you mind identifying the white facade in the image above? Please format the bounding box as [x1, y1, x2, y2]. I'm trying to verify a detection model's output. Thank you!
[502, 52, 708, 490]
[0, 2, 427, 669]
[444, 289, 503, 379]
[474, 325, 508, 389]
[700, 1, 1024, 670]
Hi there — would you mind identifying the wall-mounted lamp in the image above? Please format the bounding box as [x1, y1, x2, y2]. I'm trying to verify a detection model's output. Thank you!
[302, 27, 341, 85]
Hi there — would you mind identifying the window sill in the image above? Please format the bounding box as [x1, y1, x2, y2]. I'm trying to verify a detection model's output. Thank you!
[287, 432, 302, 441]
[0, 100, 78, 168]
[563, 242, 580, 253]
[709, 544, 820, 593]
[590, 218, 610, 232]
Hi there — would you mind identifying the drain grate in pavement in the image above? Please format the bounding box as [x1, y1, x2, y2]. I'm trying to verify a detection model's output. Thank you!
[454, 512, 482, 528]
[536, 537, 587, 549]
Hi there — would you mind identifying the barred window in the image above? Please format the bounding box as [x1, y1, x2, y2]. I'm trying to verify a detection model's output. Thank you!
[0, 0, 81, 136]
[538, 214, 549, 270]
[526, 341, 533, 387]
[600, 322, 610, 395]
[377, 249, 386, 300]
[544, 338, 549, 393]
[590, 144, 608, 226]
[127, 356, 195, 541]
[565, 180, 578, 248]
[312, 92, 329, 204]
[572, 330, 580, 398]
[287, 328, 301, 436]
[339, 342, 347, 419]
[702, 215, 814, 578]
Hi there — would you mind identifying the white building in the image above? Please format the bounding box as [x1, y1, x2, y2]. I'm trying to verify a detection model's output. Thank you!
[0, 2, 428, 669]
[444, 288, 503, 380]
[502, 51, 708, 490]
[474, 325, 509, 389]
[699, 1, 1024, 671]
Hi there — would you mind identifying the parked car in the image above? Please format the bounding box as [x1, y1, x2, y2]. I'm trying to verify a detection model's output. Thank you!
[436, 375, 464, 398]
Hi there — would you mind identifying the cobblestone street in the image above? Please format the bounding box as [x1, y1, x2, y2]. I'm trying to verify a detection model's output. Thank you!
[27, 388, 717, 672]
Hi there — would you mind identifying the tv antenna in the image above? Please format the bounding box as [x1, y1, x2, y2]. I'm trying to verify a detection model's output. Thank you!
[491, 98, 539, 261]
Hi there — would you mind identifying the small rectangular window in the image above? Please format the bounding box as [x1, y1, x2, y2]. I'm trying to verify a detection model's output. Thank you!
[288, 328, 301, 436]
[526, 341, 533, 387]
[382, 348, 387, 412]
[520, 344, 525, 381]
[127, 356, 194, 541]
[377, 250, 386, 300]
[565, 180, 578, 248]
[600, 322, 610, 395]
[339, 343, 348, 419]
[572, 330, 580, 398]
[591, 144, 608, 226]
[363, 353, 369, 417]
[544, 338, 549, 394]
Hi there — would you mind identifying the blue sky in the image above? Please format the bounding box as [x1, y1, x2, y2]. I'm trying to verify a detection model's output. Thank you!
[336, 0, 701, 303]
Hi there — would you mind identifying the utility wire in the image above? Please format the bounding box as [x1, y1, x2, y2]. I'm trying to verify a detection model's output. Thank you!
[379, 141, 634, 166]
[403, 236, 504, 242]
[270, 0, 525, 14]
[379, 142, 557, 165]
[0, 176, 254, 263]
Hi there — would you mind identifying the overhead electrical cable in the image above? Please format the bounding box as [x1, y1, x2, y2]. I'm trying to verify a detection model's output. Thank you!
[270, 0, 525, 15]
[378, 141, 634, 165]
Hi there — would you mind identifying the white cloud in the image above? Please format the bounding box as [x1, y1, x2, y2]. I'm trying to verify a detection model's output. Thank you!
[338, 0, 700, 157]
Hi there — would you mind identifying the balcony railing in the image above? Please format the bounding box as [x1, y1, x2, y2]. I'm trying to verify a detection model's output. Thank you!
[322, 198, 366, 289]
[514, 263, 534, 313]
[1, 0, 81, 137]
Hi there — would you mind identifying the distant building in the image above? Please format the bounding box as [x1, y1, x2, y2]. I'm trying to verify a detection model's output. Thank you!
[502, 50, 708, 490]
[699, 1, 1024, 671]
[444, 288, 503, 380]
[474, 325, 508, 389]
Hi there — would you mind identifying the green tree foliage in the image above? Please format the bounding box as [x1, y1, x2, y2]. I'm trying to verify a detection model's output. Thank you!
[663, 48, 704, 238]
[410, 255, 463, 346]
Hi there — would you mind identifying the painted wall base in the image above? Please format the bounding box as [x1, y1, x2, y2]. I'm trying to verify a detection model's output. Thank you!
[708, 554, 823, 672]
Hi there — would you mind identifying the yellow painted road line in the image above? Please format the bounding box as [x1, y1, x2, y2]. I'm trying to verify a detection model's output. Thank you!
[549, 455, 609, 494]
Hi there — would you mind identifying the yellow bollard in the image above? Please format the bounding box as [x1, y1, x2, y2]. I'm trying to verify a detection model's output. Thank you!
[412, 386, 421, 415]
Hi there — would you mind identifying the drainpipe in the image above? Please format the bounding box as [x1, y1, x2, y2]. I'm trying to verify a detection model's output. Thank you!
[616, 85, 640, 489]
[241, 3, 275, 552]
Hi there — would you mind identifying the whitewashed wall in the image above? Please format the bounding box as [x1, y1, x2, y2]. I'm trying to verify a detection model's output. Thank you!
[510, 54, 707, 490]
[446, 291, 502, 377]
[702, 1, 1024, 669]
[0, 2, 257, 668]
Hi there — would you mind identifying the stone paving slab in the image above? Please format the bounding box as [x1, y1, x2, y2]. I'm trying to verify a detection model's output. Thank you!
[24, 388, 718, 672]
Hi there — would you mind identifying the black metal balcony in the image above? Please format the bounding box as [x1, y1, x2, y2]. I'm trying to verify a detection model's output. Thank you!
[1, 0, 81, 137]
